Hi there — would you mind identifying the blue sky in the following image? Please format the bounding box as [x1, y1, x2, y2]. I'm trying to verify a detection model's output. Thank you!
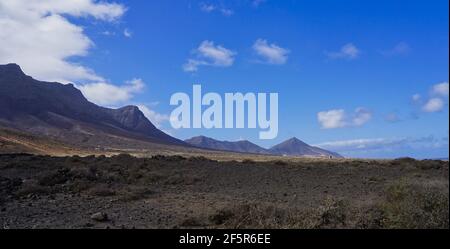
[0, 0, 448, 158]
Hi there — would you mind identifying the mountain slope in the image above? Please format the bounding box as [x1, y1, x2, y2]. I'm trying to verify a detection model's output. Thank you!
[0, 63, 184, 148]
[185, 136, 270, 154]
[269, 137, 343, 158]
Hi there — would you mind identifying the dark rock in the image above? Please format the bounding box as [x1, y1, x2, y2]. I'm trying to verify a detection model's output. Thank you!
[90, 212, 108, 222]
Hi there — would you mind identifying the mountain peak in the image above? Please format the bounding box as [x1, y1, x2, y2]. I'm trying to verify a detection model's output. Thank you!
[117, 105, 142, 115]
[0, 63, 25, 76]
[284, 137, 308, 145]
[269, 137, 343, 158]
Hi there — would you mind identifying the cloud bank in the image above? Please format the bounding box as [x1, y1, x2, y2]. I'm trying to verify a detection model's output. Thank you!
[0, 0, 126, 83]
[315, 135, 448, 158]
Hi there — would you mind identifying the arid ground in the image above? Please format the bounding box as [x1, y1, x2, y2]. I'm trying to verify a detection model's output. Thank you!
[0, 154, 448, 229]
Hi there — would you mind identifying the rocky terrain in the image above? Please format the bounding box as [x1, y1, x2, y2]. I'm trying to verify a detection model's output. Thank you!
[0, 154, 448, 229]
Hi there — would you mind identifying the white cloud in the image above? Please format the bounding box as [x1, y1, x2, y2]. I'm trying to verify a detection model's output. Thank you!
[101, 30, 115, 36]
[0, 0, 126, 83]
[317, 107, 372, 129]
[316, 138, 396, 150]
[353, 107, 372, 126]
[252, 0, 266, 7]
[317, 109, 347, 129]
[326, 43, 360, 60]
[431, 82, 449, 97]
[200, 3, 216, 13]
[385, 112, 401, 123]
[252, 39, 290, 65]
[123, 28, 132, 38]
[220, 8, 234, 16]
[412, 94, 422, 103]
[422, 98, 445, 113]
[136, 104, 169, 128]
[381, 42, 411, 56]
[183, 40, 236, 72]
[199, 3, 233, 16]
[78, 78, 144, 106]
[413, 82, 449, 113]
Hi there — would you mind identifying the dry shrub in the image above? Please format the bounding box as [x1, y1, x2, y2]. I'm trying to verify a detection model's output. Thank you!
[87, 185, 116, 197]
[38, 168, 72, 186]
[273, 160, 288, 166]
[213, 203, 291, 228]
[242, 159, 256, 164]
[378, 180, 449, 229]
[164, 175, 201, 185]
[311, 197, 349, 228]
[118, 186, 155, 202]
[141, 173, 166, 184]
[15, 182, 52, 197]
[180, 217, 204, 227]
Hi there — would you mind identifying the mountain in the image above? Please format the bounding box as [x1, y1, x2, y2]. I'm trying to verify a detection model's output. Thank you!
[185, 136, 270, 154]
[269, 137, 343, 158]
[185, 136, 343, 158]
[0, 63, 185, 148]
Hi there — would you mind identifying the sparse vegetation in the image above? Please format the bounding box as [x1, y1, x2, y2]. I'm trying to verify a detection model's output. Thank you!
[0, 154, 448, 229]
[378, 180, 449, 229]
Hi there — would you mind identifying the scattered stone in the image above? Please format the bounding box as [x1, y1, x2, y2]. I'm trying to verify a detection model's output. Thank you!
[90, 212, 108, 222]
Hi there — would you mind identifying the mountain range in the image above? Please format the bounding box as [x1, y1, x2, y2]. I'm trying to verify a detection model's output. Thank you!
[185, 136, 342, 158]
[185, 136, 270, 155]
[0, 63, 342, 158]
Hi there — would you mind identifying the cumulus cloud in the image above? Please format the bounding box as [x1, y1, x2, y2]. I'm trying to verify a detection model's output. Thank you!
[413, 82, 449, 113]
[317, 107, 372, 129]
[0, 0, 126, 83]
[78, 78, 144, 106]
[252, 39, 290, 65]
[325, 43, 360, 60]
[317, 109, 346, 129]
[353, 108, 372, 126]
[183, 40, 236, 72]
[431, 82, 449, 97]
[422, 98, 445, 113]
